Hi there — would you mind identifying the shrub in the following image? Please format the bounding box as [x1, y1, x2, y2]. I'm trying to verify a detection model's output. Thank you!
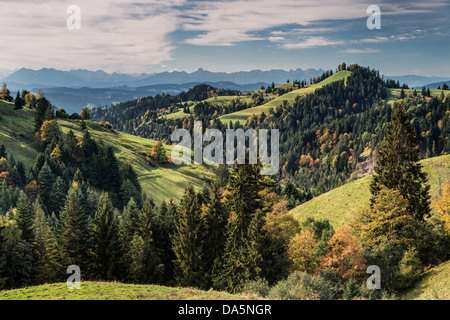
[268, 271, 335, 300]
[242, 278, 270, 298]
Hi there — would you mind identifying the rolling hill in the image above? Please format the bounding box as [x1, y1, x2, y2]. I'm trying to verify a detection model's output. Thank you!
[289, 154, 450, 226]
[218, 71, 352, 125]
[0, 100, 214, 204]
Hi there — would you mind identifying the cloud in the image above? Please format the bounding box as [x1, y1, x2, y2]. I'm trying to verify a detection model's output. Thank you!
[282, 37, 345, 49]
[0, 0, 185, 73]
[341, 48, 380, 54]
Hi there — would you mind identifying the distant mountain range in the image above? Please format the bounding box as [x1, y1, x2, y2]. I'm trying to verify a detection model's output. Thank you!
[30, 82, 270, 113]
[2, 67, 325, 89]
[385, 75, 450, 89]
[1, 67, 326, 113]
[1, 67, 448, 113]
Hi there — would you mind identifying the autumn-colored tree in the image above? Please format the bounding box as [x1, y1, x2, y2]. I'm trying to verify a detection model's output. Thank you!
[150, 141, 168, 164]
[39, 120, 62, 146]
[287, 230, 318, 273]
[0, 83, 12, 101]
[361, 186, 415, 247]
[432, 182, 450, 234]
[318, 225, 366, 282]
[80, 106, 91, 120]
[0, 157, 8, 172]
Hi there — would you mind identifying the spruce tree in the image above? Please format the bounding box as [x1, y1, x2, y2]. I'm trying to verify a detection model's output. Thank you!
[202, 184, 228, 287]
[57, 188, 93, 275]
[129, 199, 163, 283]
[92, 193, 121, 280]
[32, 199, 60, 283]
[370, 105, 431, 220]
[172, 185, 205, 288]
[15, 191, 34, 244]
[215, 164, 265, 292]
[119, 197, 140, 271]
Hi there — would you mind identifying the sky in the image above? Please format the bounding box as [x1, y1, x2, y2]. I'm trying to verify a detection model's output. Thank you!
[0, 0, 449, 77]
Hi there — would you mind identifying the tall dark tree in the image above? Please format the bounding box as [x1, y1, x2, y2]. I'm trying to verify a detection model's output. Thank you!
[57, 188, 93, 274]
[215, 164, 265, 292]
[92, 193, 121, 280]
[202, 184, 228, 287]
[370, 105, 431, 220]
[172, 185, 205, 288]
[15, 191, 34, 244]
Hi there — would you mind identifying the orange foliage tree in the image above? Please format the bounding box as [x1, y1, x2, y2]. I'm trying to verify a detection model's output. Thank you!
[318, 225, 366, 282]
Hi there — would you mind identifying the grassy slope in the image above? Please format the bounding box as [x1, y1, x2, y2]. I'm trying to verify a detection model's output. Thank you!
[0, 101, 214, 204]
[289, 154, 450, 227]
[0, 281, 251, 300]
[219, 71, 352, 125]
[399, 260, 450, 300]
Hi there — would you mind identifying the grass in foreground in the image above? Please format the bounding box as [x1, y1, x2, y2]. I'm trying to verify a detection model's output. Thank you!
[0, 281, 252, 300]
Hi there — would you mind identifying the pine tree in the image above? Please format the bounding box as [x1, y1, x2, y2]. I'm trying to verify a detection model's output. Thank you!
[202, 184, 228, 287]
[172, 185, 205, 288]
[370, 105, 431, 220]
[119, 198, 140, 269]
[129, 199, 163, 283]
[49, 176, 68, 216]
[57, 188, 93, 275]
[0, 213, 33, 289]
[32, 199, 60, 283]
[215, 164, 265, 292]
[92, 193, 121, 280]
[37, 162, 54, 206]
[15, 191, 34, 244]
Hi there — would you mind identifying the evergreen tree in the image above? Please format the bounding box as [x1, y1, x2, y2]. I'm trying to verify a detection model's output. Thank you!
[0, 144, 6, 159]
[202, 184, 228, 287]
[119, 197, 140, 272]
[57, 188, 93, 275]
[92, 193, 121, 280]
[15, 191, 34, 244]
[216, 164, 265, 292]
[37, 162, 54, 206]
[370, 106, 431, 220]
[129, 199, 163, 283]
[0, 213, 33, 289]
[49, 176, 68, 216]
[172, 185, 205, 288]
[32, 199, 60, 283]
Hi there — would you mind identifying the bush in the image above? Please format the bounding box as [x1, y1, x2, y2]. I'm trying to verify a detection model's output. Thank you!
[242, 278, 270, 298]
[398, 247, 422, 289]
[268, 271, 335, 300]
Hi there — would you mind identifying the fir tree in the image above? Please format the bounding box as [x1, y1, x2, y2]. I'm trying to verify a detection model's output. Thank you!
[215, 164, 265, 292]
[129, 199, 163, 283]
[172, 185, 205, 288]
[202, 184, 228, 287]
[57, 188, 93, 275]
[370, 105, 431, 220]
[15, 191, 34, 244]
[32, 199, 60, 283]
[92, 193, 121, 280]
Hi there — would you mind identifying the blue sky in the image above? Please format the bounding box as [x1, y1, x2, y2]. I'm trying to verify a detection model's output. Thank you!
[0, 0, 449, 77]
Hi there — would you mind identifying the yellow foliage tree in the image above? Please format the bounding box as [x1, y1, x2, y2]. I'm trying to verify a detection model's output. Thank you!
[287, 229, 317, 273]
[432, 182, 450, 234]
